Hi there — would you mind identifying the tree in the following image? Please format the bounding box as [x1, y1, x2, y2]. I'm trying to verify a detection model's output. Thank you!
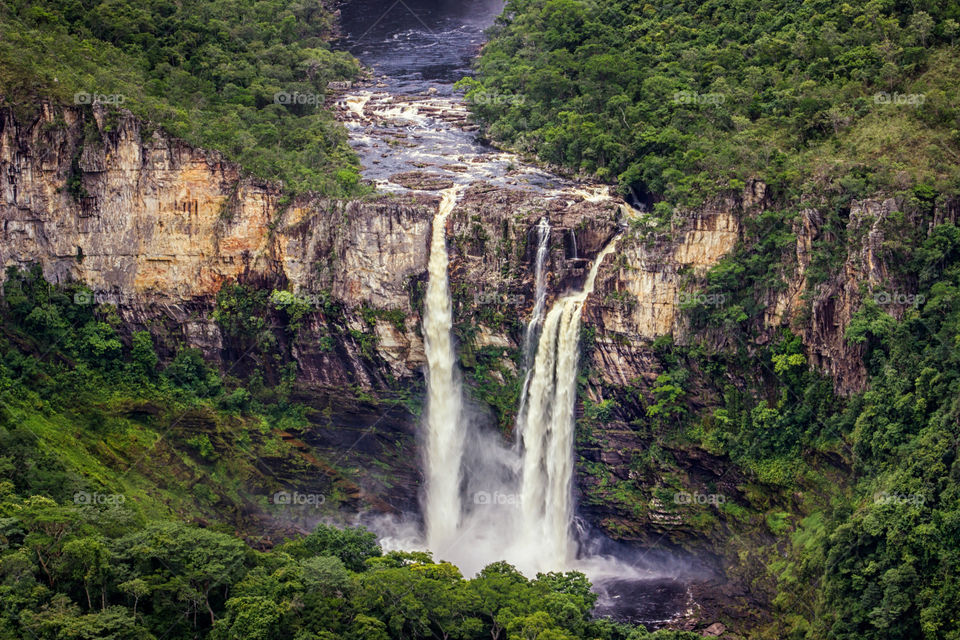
[129, 331, 159, 378]
[284, 524, 381, 572]
[114, 522, 249, 628]
[61, 536, 112, 610]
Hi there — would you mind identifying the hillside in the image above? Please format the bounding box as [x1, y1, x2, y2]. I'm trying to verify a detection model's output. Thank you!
[463, 0, 960, 207]
[0, 0, 364, 195]
[1, 0, 959, 639]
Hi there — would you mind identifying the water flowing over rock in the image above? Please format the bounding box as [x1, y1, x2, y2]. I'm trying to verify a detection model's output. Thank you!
[422, 186, 466, 550]
[517, 217, 551, 425]
[522, 217, 552, 363]
[515, 237, 620, 572]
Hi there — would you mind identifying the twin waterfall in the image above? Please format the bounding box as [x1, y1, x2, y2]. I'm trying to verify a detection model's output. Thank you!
[422, 187, 617, 574]
[515, 238, 620, 567]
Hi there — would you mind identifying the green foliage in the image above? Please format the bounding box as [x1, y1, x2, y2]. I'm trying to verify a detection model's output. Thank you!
[470, 0, 960, 205]
[645, 373, 686, 427]
[268, 290, 313, 334]
[0, 0, 368, 196]
[163, 348, 223, 398]
[0, 494, 686, 640]
[281, 523, 382, 572]
[664, 223, 960, 637]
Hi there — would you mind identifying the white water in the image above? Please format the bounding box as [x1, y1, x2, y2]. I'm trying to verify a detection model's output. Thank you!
[422, 185, 466, 550]
[514, 237, 621, 571]
[344, 94, 370, 120]
[522, 217, 551, 363]
[515, 218, 551, 435]
[417, 193, 621, 574]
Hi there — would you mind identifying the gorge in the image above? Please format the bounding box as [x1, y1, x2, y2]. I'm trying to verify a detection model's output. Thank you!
[2, 0, 959, 638]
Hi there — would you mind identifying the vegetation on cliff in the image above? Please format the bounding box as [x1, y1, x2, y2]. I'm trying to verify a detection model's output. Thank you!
[463, 0, 960, 206]
[0, 0, 365, 195]
[0, 268, 701, 639]
[696, 216, 960, 639]
[576, 196, 960, 637]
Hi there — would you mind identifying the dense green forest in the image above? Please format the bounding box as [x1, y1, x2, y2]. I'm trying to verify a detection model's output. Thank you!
[0, 0, 365, 195]
[462, 0, 960, 207]
[463, 0, 960, 637]
[0, 268, 701, 639]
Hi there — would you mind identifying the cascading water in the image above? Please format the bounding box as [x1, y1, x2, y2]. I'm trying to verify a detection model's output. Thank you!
[416, 212, 621, 576]
[522, 217, 551, 363]
[515, 218, 551, 434]
[515, 237, 620, 572]
[423, 186, 466, 550]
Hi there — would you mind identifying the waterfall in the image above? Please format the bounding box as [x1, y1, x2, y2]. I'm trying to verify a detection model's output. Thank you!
[423, 185, 465, 550]
[417, 196, 619, 576]
[522, 217, 551, 363]
[515, 218, 551, 437]
[515, 236, 620, 571]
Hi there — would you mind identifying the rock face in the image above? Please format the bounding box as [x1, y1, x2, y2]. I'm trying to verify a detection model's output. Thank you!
[1, 103, 278, 301]
[587, 191, 747, 389]
[4, 102, 954, 563]
[8, 100, 958, 632]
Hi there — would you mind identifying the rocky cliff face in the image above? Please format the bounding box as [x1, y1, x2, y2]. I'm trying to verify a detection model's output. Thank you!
[10, 101, 955, 631]
[3, 103, 912, 400]
[4, 102, 947, 546]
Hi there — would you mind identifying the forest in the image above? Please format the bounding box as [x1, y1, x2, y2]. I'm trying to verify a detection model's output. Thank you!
[461, 0, 960, 207]
[0, 0, 365, 195]
[2, 0, 960, 638]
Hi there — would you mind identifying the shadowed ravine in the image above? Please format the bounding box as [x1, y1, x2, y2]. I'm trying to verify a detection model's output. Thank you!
[337, 0, 696, 627]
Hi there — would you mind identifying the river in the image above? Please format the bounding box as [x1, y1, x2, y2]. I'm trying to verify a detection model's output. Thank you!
[335, 0, 699, 629]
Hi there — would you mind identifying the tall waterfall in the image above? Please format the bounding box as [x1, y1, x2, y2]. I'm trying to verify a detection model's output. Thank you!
[423, 186, 465, 550]
[516, 218, 551, 432]
[417, 198, 620, 576]
[522, 217, 551, 363]
[515, 237, 620, 570]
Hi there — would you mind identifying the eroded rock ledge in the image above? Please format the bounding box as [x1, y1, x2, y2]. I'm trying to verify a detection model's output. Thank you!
[5, 101, 952, 564]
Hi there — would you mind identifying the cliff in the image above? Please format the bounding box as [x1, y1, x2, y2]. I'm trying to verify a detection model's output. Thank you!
[4, 100, 952, 581]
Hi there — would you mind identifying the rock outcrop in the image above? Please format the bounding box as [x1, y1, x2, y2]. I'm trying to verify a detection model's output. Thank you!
[4, 101, 953, 549]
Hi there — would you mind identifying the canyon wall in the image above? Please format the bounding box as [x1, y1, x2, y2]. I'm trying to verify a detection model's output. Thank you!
[3, 103, 950, 541]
